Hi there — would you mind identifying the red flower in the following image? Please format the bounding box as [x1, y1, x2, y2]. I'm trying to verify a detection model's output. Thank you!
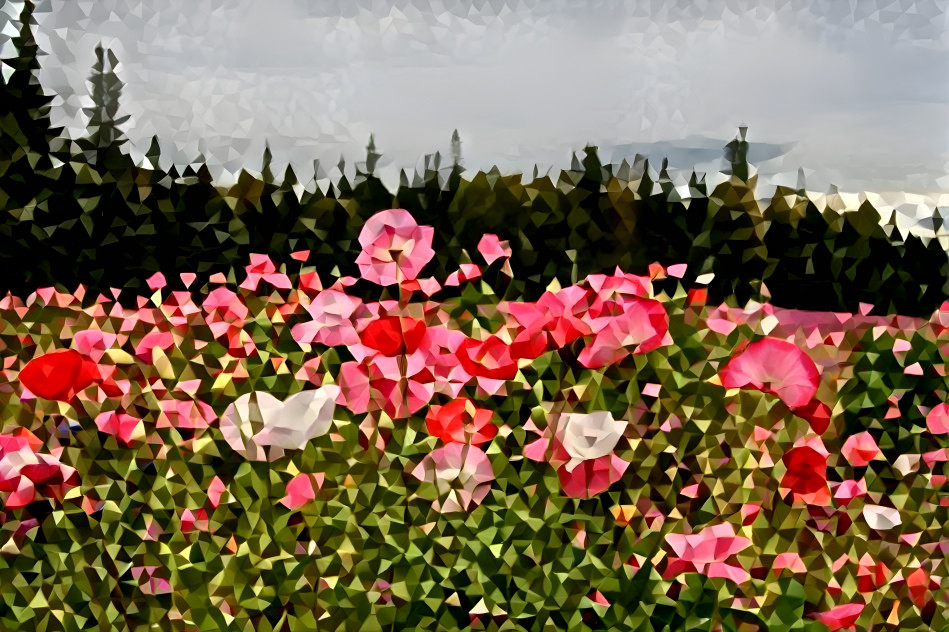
[793, 399, 832, 434]
[425, 398, 497, 446]
[907, 567, 939, 607]
[458, 336, 519, 381]
[19, 349, 99, 402]
[810, 603, 864, 631]
[781, 446, 828, 496]
[360, 316, 427, 357]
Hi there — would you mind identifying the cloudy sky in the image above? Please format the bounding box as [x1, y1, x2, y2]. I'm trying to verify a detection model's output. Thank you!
[4, 0, 949, 192]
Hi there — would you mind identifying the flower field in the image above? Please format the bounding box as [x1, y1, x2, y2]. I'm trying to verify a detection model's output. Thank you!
[1, 208, 948, 631]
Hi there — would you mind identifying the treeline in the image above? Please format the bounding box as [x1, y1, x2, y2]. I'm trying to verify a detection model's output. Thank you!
[1, 1, 946, 315]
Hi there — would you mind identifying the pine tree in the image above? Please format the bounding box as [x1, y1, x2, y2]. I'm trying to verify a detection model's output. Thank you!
[0, 0, 61, 163]
[364, 133, 380, 176]
[81, 43, 129, 169]
[261, 141, 274, 184]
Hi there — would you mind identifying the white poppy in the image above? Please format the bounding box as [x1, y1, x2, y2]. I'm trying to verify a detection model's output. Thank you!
[862, 505, 901, 531]
[555, 411, 626, 472]
[219, 385, 340, 461]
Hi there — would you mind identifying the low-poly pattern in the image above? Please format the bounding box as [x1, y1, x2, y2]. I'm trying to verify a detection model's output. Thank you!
[4, 2, 949, 631]
[0, 207, 946, 630]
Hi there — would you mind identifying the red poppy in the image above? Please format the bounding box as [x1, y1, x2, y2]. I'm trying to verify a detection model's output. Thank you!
[458, 336, 519, 381]
[781, 446, 828, 495]
[793, 399, 832, 434]
[19, 349, 99, 402]
[907, 568, 939, 607]
[360, 316, 427, 357]
[425, 398, 497, 446]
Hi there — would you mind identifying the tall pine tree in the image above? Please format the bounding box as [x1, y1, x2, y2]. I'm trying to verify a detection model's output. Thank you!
[80, 43, 129, 170]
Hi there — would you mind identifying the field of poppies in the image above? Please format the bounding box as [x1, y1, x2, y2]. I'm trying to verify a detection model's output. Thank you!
[0, 208, 948, 631]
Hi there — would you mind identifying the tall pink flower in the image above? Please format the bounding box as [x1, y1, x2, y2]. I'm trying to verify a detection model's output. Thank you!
[718, 338, 820, 409]
[355, 209, 435, 285]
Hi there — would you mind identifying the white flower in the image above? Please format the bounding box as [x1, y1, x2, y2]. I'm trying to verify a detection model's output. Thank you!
[220, 385, 340, 461]
[863, 505, 901, 531]
[554, 411, 626, 472]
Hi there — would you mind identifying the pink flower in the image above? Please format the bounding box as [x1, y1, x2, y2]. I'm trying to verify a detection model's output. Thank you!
[810, 603, 864, 631]
[94, 410, 144, 446]
[718, 338, 820, 409]
[523, 414, 629, 498]
[841, 432, 882, 467]
[134, 330, 175, 363]
[664, 523, 752, 584]
[291, 290, 364, 347]
[355, 209, 435, 285]
[411, 443, 495, 513]
[477, 234, 512, 266]
[927, 403, 949, 434]
[0, 432, 79, 508]
[334, 360, 435, 420]
[578, 297, 670, 368]
[280, 473, 324, 510]
[833, 478, 867, 506]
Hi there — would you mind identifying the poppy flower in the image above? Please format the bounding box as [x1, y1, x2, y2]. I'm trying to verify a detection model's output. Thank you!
[926, 403, 949, 434]
[781, 446, 828, 496]
[809, 603, 864, 631]
[219, 385, 340, 461]
[718, 338, 820, 409]
[578, 297, 669, 369]
[841, 432, 882, 467]
[458, 336, 519, 381]
[410, 443, 495, 513]
[360, 316, 427, 357]
[355, 209, 435, 285]
[906, 568, 939, 607]
[20, 349, 99, 402]
[425, 398, 497, 446]
[793, 399, 832, 434]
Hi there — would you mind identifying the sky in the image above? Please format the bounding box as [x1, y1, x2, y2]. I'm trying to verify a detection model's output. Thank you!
[3, 0, 949, 194]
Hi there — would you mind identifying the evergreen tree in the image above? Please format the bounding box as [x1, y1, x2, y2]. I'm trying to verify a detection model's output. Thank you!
[261, 141, 274, 184]
[723, 126, 750, 182]
[0, 0, 60, 162]
[81, 43, 129, 169]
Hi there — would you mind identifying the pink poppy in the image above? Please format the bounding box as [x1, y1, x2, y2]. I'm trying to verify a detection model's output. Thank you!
[355, 209, 435, 285]
[134, 330, 175, 363]
[72, 330, 117, 362]
[833, 479, 867, 506]
[94, 410, 144, 446]
[841, 432, 882, 467]
[410, 443, 495, 513]
[664, 523, 752, 584]
[477, 234, 512, 266]
[425, 398, 497, 446]
[718, 338, 820, 409]
[927, 403, 949, 434]
[19, 349, 100, 402]
[335, 360, 435, 420]
[578, 297, 670, 369]
[0, 432, 79, 508]
[810, 603, 864, 631]
[240, 254, 292, 292]
[291, 290, 364, 347]
[280, 473, 324, 510]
